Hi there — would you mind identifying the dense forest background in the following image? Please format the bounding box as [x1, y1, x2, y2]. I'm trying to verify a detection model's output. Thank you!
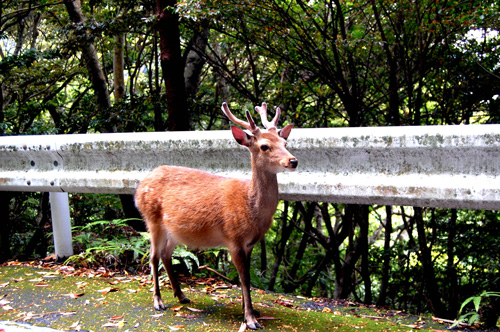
[1, 0, 500, 326]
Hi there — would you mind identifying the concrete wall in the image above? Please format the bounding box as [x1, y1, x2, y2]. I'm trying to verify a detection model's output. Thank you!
[1, 124, 500, 210]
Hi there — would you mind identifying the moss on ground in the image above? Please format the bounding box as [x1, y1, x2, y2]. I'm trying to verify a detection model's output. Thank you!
[0, 266, 453, 331]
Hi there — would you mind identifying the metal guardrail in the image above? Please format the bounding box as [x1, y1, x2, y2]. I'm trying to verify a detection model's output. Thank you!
[1, 125, 500, 257]
[1, 125, 500, 209]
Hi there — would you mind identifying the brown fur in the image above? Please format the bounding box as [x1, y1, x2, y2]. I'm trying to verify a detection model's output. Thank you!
[136, 166, 261, 249]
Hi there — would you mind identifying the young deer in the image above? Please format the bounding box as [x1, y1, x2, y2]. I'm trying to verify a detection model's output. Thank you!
[134, 102, 298, 330]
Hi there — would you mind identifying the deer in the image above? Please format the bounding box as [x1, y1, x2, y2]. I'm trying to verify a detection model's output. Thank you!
[134, 102, 298, 330]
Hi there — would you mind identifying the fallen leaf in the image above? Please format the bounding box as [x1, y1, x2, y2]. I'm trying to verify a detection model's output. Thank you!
[2, 305, 14, 311]
[0, 299, 11, 306]
[150, 313, 164, 318]
[0, 282, 9, 288]
[175, 313, 196, 318]
[97, 287, 119, 295]
[186, 307, 203, 312]
[171, 305, 183, 311]
[36, 271, 60, 278]
[274, 298, 294, 307]
[34, 283, 50, 287]
[168, 325, 184, 331]
[102, 322, 123, 328]
[43, 253, 57, 261]
[60, 311, 77, 316]
[258, 316, 277, 320]
[63, 293, 85, 299]
[110, 315, 124, 320]
[118, 279, 133, 283]
[23, 311, 33, 321]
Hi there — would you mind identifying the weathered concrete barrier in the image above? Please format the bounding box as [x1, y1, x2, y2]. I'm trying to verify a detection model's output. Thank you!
[2, 125, 500, 258]
[1, 125, 500, 210]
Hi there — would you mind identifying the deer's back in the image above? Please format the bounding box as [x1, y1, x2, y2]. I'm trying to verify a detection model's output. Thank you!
[135, 165, 253, 248]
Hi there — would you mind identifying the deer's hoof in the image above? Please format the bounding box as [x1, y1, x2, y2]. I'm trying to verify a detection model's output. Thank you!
[246, 321, 263, 330]
[153, 302, 166, 311]
[153, 296, 166, 310]
[179, 297, 191, 304]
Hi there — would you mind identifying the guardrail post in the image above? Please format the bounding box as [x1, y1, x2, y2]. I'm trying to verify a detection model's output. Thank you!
[49, 192, 73, 259]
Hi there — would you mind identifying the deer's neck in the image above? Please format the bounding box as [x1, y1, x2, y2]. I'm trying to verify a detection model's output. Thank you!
[248, 166, 279, 226]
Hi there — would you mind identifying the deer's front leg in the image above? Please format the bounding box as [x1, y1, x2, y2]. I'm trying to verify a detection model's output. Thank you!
[230, 246, 262, 330]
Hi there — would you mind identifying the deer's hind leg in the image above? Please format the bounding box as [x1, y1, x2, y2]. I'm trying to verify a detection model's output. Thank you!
[160, 236, 190, 304]
[150, 224, 168, 310]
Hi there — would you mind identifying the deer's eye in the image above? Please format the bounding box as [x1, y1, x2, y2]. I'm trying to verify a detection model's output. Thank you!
[260, 144, 269, 152]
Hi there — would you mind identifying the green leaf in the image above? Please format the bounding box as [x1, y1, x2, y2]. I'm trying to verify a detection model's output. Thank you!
[472, 296, 481, 312]
[458, 296, 475, 314]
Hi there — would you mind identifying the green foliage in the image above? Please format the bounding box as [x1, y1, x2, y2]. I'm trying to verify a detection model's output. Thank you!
[70, 193, 123, 226]
[455, 291, 500, 326]
[65, 219, 149, 270]
[170, 246, 200, 275]
[66, 218, 200, 275]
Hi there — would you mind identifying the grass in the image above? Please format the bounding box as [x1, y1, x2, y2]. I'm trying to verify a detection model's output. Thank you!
[0, 265, 456, 331]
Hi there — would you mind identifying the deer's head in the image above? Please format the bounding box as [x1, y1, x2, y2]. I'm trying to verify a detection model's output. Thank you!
[222, 102, 298, 174]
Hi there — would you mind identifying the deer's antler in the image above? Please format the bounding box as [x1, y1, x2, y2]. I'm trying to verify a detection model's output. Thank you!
[255, 102, 280, 132]
[221, 102, 260, 135]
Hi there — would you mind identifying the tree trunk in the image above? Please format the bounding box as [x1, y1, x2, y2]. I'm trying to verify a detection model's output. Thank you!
[359, 205, 372, 303]
[259, 238, 267, 276]
[414, 207, 446, 317]
[268, 201, 296, 291]
[21, 193, 50, 259]
[63, 0, 112, 129]
[152, 30, 164, 131]
[156, 0, 190, 131]
[371, 0, 400, 126]
[283, 202, 315, 293]
[184, 25, 209, 100]
[0, 192, 13, 263]
[377, 205, 393, 305]
[14, 14, 26, 56]
[214, 41, 231, 112]
[446, 209, 458, 316]
[65, 0, 142, 221]
[0, 83, 4, 124]
[333, 204, 367, 299]
[113, 34, 126, 102]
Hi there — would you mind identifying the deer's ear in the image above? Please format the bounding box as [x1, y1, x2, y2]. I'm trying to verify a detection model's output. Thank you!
[231, 125, 252, 147]
[279, 124, 293, 140]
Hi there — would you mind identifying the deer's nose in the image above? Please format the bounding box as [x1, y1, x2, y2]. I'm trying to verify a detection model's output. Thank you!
[289, 159, 298, 169]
